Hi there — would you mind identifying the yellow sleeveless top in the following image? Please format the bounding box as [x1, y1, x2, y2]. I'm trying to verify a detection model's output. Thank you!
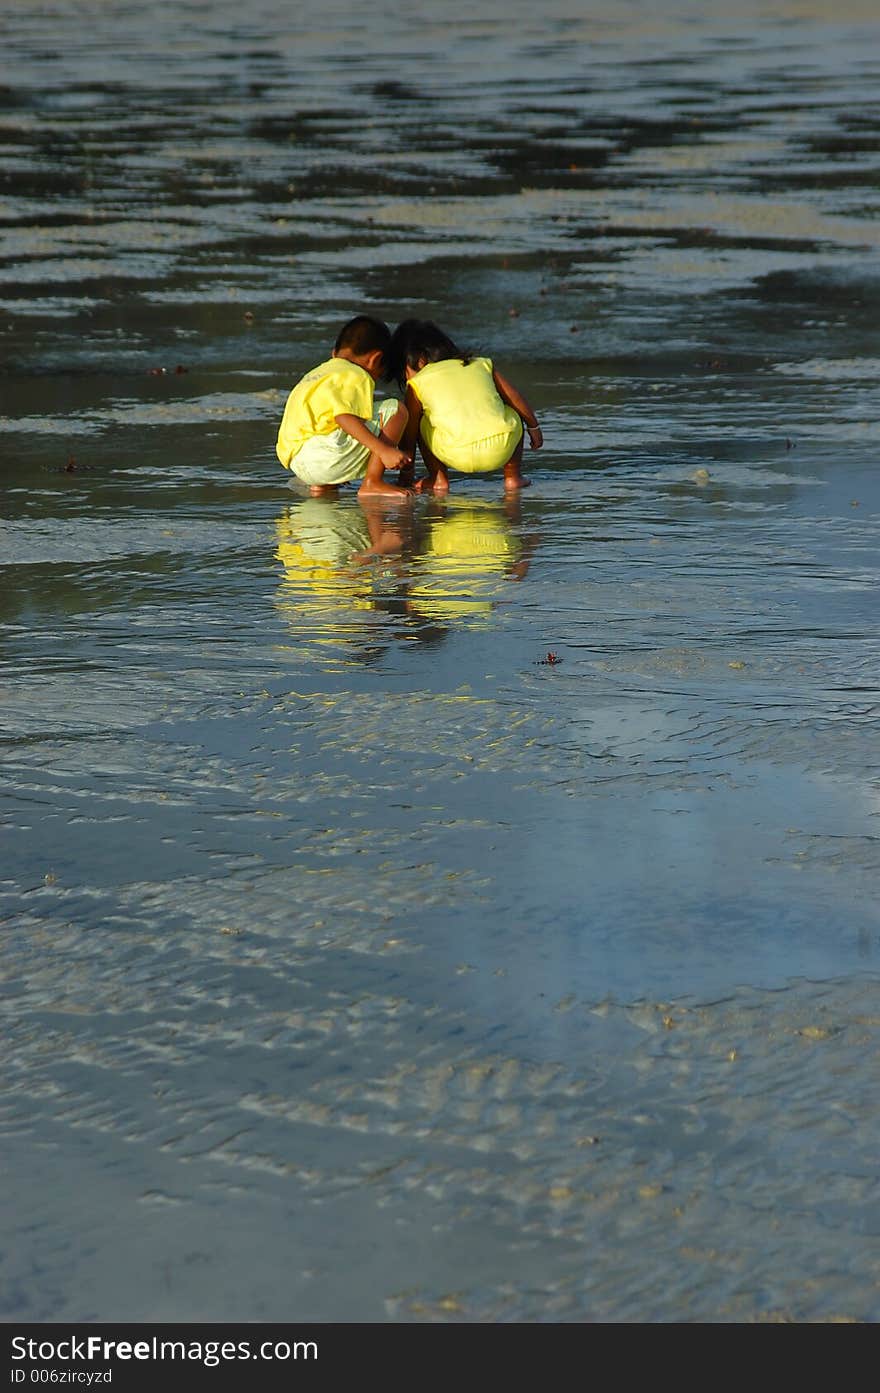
[409, 357, 521, 458]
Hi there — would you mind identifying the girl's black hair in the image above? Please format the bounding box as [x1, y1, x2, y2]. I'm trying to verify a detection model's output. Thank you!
[386, 319, 470, 388]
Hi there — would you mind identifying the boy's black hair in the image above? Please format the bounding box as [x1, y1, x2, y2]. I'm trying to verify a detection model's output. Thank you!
[386, 319, 470, 389]
[334, 315, 392, 358]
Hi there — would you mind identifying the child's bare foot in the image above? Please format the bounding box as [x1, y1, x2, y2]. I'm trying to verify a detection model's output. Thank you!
[503, 446, 529, 491]
[426, 467, 450, 495]
[308, 484, 340, 498]
[503, 472, 530, 492]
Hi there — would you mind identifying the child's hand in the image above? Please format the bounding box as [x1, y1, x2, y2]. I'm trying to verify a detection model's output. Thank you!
[379, 442, 412, 470]
[526, 424, 543, 450]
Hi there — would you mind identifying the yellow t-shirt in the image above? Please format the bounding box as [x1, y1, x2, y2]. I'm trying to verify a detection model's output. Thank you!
[408, 356, 521, 460]
[276, 358, 374, 469]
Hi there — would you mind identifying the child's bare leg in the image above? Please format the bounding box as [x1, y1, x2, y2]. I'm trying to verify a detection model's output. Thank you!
[378, 401, 408, 447]
[307, 483, 340, 498]
[503, 435, 530, 492]
[415, 439, 450, 495]
[380, 402, 415, 487]
[360, 400, 413, 495]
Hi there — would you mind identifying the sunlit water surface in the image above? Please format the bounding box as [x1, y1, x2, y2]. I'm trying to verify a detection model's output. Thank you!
[2, 0, 880, 1322]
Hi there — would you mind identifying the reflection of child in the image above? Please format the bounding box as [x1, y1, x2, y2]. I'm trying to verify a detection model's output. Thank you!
[407, 497, 533, 624]
[274, 498, 412, 607]
[275, 498, 373, 607]
[387, 319, 543, 494]
[276, 315, 411, 500]
[274, 498, 414, 663]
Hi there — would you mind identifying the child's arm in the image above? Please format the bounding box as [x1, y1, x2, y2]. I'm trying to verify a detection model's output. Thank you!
[334, 412, 411, 471]
[493, 370, 543, 450]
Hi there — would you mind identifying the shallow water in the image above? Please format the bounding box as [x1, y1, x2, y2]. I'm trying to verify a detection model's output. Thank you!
[2, 0, 880, 1323]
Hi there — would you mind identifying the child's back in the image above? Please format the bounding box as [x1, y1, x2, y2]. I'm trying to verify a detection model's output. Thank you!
[275, 315, 412, 500]
[389, 319, 542, 494]
[408, 356, 521, 466]
[276, 356, 375, 471]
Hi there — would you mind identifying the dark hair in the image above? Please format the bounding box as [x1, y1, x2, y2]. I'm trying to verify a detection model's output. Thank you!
[334, 314, 391, 358]
[386, 319, 470, 389]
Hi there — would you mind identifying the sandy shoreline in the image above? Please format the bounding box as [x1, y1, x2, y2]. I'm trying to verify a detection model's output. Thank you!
[3, 0, 880, 1325]
[4, 970, 878, 1322]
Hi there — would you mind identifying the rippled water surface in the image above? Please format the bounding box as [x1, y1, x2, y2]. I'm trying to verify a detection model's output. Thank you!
[2, 0, 880, 1323]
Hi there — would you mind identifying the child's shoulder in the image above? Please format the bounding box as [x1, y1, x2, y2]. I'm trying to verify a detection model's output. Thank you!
[417, 354, 493, 378]
[456, 354, 493, 375]
[297, 357, 334, 383]
[300, 357, 368, 384]
[455, 354, 493, 369]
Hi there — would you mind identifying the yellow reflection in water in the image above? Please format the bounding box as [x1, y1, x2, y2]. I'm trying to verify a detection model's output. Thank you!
[273, 494, 536, 659]
[273, 495, 417, 662]
[408, 496, 534, 625]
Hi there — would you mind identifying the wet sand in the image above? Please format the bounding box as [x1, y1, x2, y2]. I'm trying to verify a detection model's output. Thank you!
[2, 0, 879, 1322]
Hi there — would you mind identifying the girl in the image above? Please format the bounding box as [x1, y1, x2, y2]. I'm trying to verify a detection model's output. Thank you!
[387, 319, 543, 493]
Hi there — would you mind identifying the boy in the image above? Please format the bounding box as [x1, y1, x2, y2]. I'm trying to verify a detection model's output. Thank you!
[276, 315, 412, 499]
